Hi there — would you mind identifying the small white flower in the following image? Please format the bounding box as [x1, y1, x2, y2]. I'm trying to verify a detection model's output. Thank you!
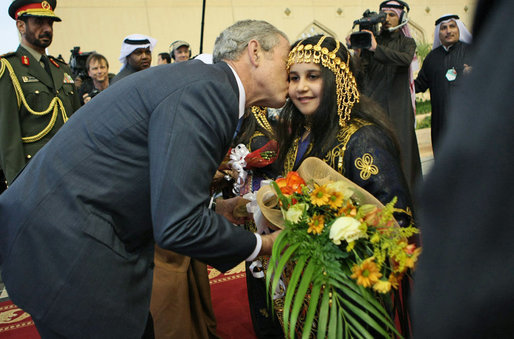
[284, 203, 308, 223]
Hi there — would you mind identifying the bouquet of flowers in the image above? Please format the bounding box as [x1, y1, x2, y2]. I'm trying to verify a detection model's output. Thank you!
[257, 157, 421, 339]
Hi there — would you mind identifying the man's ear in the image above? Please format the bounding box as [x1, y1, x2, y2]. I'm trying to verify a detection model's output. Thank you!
[16, 20, 25, 35]
[247, 39, 260, 67]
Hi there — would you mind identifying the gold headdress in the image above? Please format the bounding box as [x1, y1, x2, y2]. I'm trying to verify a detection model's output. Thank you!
[287, 36, 360, 127]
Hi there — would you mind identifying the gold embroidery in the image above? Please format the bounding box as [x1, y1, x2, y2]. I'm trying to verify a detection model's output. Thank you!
[248, 131, 265, 149]
[284, 136, 312, 175]
[396, 206, 413, 217]
[251, 106, 274, 134]
[355, 153, 379, 180]
[323, 119, 371, 173]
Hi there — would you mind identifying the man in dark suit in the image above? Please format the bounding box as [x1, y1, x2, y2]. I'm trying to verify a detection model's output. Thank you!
[0, 19, 290, 338]
[0, 0, 80, 186]
[412, 0, 514, 338]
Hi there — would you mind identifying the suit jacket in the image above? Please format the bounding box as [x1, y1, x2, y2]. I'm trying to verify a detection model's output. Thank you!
[110, 63, 139, 85]
[0, 45, 81, 184]
[0, 60, 257, 338]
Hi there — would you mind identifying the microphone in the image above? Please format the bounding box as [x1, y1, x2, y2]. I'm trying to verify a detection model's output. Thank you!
[387, 17, 409, 31]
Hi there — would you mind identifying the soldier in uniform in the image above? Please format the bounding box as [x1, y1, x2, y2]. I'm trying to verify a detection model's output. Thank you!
[0, 0, 80, 186]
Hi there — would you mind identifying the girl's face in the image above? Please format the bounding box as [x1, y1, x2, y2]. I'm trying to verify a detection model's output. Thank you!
[288, 62, 323, 116]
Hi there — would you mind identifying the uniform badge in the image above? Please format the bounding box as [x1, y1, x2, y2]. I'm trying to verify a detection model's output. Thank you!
[446, 68, 457, 82]
[63, 73, 74, 84]
[21, 55, 30, 66]
[22, 76, 40, 83]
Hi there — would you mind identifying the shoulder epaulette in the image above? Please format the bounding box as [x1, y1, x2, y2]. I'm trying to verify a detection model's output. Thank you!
[0, 52, 16, 59]
[48, 55, 68, 65]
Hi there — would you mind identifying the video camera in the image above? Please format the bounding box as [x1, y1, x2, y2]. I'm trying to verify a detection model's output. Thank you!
[349, 10, 386, 49]
[69, 46, 96, 79]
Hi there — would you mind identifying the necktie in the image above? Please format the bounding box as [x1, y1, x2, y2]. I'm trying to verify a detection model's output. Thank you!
[40, 55, 53, 79]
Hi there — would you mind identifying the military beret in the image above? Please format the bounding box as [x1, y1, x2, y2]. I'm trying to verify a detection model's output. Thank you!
[8, 0, 61, 22]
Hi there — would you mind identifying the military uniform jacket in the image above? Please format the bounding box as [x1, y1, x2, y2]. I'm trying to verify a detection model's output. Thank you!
[0, 45, 81, 184]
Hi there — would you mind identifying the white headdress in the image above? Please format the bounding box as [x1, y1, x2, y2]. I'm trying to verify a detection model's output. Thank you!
[118, 34, 157, 66]
[433, 14, 472, 49]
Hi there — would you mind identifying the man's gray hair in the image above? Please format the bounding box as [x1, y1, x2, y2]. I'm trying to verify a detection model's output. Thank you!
[213, 20, 288, 63]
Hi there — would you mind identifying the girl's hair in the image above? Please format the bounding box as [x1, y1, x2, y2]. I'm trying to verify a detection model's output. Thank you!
[276, 35, 401, 169]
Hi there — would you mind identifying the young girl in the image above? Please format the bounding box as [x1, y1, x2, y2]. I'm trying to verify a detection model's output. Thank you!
[275, 35, 415, 337]
[277, 34, 413, 228]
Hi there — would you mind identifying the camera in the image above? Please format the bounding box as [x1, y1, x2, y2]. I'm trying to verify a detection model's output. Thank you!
[69, 46, 96, 79]
[88, 89, 100, 99]
[349, 10, 386, 49]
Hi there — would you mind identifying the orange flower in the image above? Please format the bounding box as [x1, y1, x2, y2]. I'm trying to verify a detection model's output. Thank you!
[350, 258, 382, 288]
[337, 200, 358, 217]
[310, 184, 330, 206]
[276, 171, 305, 195]
[308, 214, 325, 235]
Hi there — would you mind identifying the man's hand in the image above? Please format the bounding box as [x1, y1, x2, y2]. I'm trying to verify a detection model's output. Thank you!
[361, 30, 378, 51]
[464, 64, 472, 74]
[258, 230, 282, 256]
[215, 196, 248, 224]
[82, 93, 91, 104]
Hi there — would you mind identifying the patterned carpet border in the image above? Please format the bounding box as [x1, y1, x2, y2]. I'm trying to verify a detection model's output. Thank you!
[0, 302, 35, 333]
[209, 272, 246, 285]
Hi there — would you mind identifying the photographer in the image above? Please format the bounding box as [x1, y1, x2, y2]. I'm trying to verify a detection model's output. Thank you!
[79, 53, 113, 104]
[348, 0, 421, 196]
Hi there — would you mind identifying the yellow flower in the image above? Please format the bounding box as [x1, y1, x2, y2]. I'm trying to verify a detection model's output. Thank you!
[388, 274, 401, 290]
[327, 189, 344, 209]
[373, 280, 392, 294]
[308, 214, 325, 235]
[350, 258, 382, 288]
[405, 248, 422, 269]
[370, 233, 380, 244]
[310, 184, 330, 206]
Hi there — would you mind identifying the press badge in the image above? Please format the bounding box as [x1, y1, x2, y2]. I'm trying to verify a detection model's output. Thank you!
[446, 68, 457, 82]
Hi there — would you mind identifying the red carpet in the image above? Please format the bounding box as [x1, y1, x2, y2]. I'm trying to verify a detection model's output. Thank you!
[209, 263, 257, 339]
[0, 300, 40, 339]
[1, 263, 255, 339]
